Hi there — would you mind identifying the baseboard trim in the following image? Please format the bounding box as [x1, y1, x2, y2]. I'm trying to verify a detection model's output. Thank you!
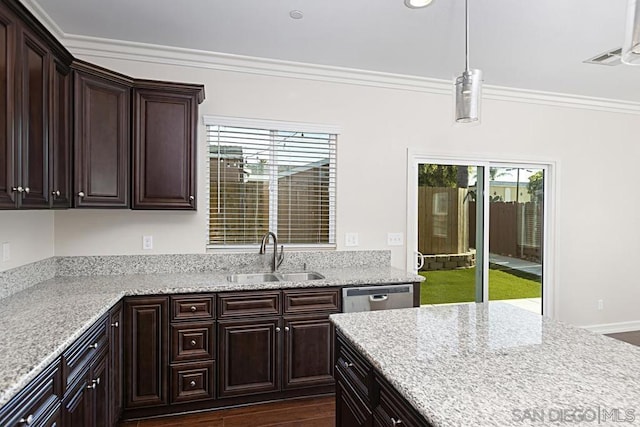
[583, 320, 640, 334]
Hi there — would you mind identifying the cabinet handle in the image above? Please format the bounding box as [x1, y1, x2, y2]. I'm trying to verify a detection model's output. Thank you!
[86, 377, 100, 390]
[78, 191, 85, 198]
[190, 306, 197, 312]
[18, 414, 34, 425]
[391, 417, 403, 426]
[342, 361, 354, 369]
[88, 342, 98, 349]
[12, 186, 24, 193]
[189, 195, 195, 201]
[52, 190, 61, 197]
[111, 321, 119, 328]
[275, 327, 281, 332]
[284, 326, 290, 332]
[189, 380, 196, 387]
[23, 187, 30, 194]
[190, 339, 197, 346]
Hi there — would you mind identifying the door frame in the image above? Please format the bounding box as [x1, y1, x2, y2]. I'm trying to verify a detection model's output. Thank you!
[406, 150, 558, 318]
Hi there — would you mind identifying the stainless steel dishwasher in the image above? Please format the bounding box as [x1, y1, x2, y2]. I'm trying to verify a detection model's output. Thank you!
[342, 284, 414, 313]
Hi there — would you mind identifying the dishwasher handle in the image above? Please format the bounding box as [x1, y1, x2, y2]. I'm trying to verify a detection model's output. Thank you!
[369, 294, 389, 302]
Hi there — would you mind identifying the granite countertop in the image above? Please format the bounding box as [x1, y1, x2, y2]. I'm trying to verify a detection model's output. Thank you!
[330, 303, 640, 426]
[0, 266, 422, 409]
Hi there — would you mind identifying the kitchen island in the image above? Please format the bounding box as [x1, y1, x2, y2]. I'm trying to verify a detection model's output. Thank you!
[330, 303, 640, 426]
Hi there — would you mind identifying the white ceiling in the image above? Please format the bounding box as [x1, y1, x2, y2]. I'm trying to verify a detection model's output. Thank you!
[34, 0, 640, 102]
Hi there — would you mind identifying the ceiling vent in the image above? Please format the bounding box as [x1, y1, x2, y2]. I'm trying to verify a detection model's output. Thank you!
[584, 48, 622, 66]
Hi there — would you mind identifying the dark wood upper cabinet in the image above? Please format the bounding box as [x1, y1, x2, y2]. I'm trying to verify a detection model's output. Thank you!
[0, 6, 16, 208]
[73, 61, 132, 208]
[132, 82, 204, 210]
[49, 58, 71, 208]
[18, 26, 49, 209]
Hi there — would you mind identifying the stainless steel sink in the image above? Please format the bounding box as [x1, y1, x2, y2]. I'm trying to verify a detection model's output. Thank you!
[226, 273, 281, 283]
[226, 271, 325, 283]
[278, 271, 325, 281]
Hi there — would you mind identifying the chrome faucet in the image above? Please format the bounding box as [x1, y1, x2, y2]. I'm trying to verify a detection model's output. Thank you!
[259, 231, 284, 272]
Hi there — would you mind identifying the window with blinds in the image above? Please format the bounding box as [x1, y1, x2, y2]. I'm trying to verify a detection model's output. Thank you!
[206, 121, 337, 248]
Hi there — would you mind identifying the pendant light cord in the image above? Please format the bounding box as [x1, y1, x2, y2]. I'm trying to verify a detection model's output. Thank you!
[465, 0, 470, 72]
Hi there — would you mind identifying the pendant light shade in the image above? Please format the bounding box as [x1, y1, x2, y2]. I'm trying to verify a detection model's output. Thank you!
[455, 69, 482, 123]
[454, 0, 483, 124]
[622, 0, 640, 65]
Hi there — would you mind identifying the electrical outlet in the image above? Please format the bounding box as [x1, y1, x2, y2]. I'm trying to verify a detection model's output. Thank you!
[597, 299, 604, 311]
[2, 242, 9, 262]
[387, 232, 404, 246]
[142, 235, 153, 250]
[345, 233, 359, 247]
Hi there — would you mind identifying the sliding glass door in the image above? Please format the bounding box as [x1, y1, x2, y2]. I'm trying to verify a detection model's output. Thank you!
[408, 157, 548, 315]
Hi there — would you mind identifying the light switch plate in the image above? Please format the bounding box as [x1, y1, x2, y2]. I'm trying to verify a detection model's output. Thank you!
[142, 235, 153, 250]
[345, 232, 359, 247]
[387, 232, 404, 246]
[2, 242, 9, 262]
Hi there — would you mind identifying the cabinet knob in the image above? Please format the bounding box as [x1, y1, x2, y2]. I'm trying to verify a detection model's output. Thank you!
[284, 326, 290, 332]
[52, 190, 61, 197]
[23, 187, 30, 194]
[189, 380, 196, 387]
[86, 377, 100, 390]
[78, 191, 85, 198]
[88, 342, 98, 349]
[12, 186, 24, 193]
[18, 414, 34, 425]
[189, 195, 195, 201]
[190, 305, 197, 312]
[391, 417, 403, 426]
[275, 327, 281, 332]
[190, 339, 197, 346]
[342, 361, 354, 369]
[111, 321, 119, 328]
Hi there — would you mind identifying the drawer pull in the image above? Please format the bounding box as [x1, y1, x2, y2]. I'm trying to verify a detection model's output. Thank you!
[342, 361, 354, 369]
[391, 418, 403, 426]
[190, 339, 197, 346]
[275, 327, 281, 332]
[284, 326, 290, 332]
[88, 342, 98, 349]
[189, 380, 196, 387]
[86, 377, 100, 389]
[190, 305, 197, 312]
[111, 321, 119, 328]
[18, 414, 34, 425]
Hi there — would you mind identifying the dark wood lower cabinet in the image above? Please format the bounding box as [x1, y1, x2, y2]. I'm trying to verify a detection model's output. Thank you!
[217, 317, 281, 398]
[336, 374, 372, 427]
[283, 315, 334, 389]
[124, 296, 169, 409]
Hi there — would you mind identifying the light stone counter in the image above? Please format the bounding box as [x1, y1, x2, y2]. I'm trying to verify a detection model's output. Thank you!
[330, 303, 640, 426]
[0, 266, 422, 409]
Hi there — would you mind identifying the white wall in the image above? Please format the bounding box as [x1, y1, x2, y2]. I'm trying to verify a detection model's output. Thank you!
[2, 49, 639, 327]
[0, 211, 54, 271]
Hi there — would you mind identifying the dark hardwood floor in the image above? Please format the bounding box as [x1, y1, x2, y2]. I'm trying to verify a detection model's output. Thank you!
[607, 330, 640, 346]
[118, 396, 335, 427]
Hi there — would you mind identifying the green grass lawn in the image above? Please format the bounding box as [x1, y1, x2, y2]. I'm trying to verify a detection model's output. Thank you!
[419, 268, 541, 305]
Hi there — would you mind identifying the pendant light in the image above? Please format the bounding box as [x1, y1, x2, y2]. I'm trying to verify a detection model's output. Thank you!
[454, 0, 483, 123]
[622, 0, 640, 65]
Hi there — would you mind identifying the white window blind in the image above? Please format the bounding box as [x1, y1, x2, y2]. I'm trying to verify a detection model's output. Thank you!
[206, 122, 337, 248]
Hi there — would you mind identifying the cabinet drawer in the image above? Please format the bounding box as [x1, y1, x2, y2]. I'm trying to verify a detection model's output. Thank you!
[218, 291, 281, 318]
[170, 361, 215, 404]
[171, 322, 215, 363]
[336, 334, 372, 404]
[0, 360, 61, 427]
[62, 315, 108, 390]
[171, 294, 215, 321]
[374, 375, 430, 427]
[283, 288, 340, 314]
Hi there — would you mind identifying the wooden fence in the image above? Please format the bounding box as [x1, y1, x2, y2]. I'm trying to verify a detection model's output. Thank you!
[418, 187, 469, 255]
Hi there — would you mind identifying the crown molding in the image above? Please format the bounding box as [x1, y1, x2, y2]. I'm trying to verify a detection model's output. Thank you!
[24, 0, 640, 116]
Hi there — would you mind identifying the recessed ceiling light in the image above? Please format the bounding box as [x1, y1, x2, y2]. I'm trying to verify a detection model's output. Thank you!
[404, 0, 433, 8]
[289, 10, 304, 19]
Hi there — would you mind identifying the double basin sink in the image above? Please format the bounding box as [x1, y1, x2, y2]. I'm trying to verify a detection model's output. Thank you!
[227, 271, 325, 283]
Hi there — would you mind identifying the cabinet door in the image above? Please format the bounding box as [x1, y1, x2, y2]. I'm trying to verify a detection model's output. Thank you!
[63, 377, 90, 427]
[73, 68, 130, 207]
[0, 7, 16, 208]
[132, 87, 199, 209]
[17, 26, 49, 209]
[218, 317, 280, 398]
[283, 315, 334, 389]
[109, 303, 123, 426]
[336, 377, 372, 427]
[124, 297, 169, 409]
[90, 348, 109, 427]
[49, 58, 71, 208]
